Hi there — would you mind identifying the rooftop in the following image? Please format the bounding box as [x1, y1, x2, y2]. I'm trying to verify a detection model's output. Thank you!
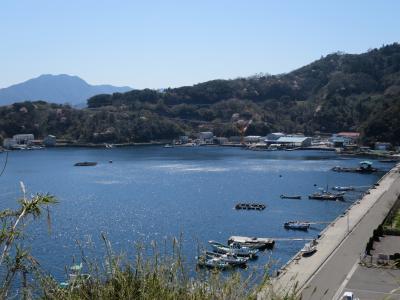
[276, 136, 310, 143]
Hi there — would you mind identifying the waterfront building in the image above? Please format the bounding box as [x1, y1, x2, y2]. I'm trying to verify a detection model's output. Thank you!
[43, 135, 57, 147]
[229, 136, 241, 144]
[330, 132, 360, 147]
[178, 136, 189, 144]
[3, 138, 17, 149]
[374, 142, 392, 151]
[275, 136, 312, 147]
[214, 137, 228, 145]
[13, 134, 34, 145]
[198, 132, 214, 144]
[265, 132, 285, 141]
[244, 135, 262, 144]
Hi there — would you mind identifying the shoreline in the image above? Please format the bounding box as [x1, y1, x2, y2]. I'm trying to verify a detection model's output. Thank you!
[260, 163, 400, 299]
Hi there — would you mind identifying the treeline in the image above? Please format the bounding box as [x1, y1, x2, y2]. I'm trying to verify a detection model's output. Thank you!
[1, 44, 400, 145]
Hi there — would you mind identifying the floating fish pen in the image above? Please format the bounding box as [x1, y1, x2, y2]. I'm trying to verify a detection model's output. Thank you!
[331, 166, 377, 173]
[235, 203, 266, 210]
[74, 161, 97, 166]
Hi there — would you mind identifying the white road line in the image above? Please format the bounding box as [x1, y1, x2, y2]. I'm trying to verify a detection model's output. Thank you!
[331, 259, 360, 300]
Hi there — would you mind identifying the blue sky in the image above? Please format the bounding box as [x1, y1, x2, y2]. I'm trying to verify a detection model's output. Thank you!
[1, 0, 399, 89]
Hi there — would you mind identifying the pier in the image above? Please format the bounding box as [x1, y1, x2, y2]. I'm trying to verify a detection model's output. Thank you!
[259, 163, 400, 300]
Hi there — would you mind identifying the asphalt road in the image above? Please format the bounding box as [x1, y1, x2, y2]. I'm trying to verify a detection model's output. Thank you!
[302, 168, 400, 300]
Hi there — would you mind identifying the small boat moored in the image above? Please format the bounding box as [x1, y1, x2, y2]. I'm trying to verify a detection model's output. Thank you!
[280, 195, 302, 199]
[332, 186, 354, 191]
[228, 236, 275, 250]
[284, 221, 310, 231]
[204, 251, 248, 267]
[208, 240, 259, 258]
[308, 191, 344, 201]
[301, 242, 317, 256]
[196, 256, 229, 269]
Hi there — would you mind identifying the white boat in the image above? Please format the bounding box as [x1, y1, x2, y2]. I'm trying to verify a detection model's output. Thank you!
[332, 186, 354, 191]
[197, 256, 229, 269]
[208, 240, 258, 258]
[300, 242, 317, 256]
[163, 144, 174, 148]
[284, 221, 310, 231]
[205, 251, 248, 266]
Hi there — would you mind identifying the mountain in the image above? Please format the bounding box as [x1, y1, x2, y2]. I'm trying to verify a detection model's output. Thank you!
[0, 43, 399, 145]
[0, 74, 132, 106]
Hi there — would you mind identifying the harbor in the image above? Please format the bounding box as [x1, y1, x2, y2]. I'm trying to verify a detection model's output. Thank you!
[0, 146, 393, 286]
[259, 163, 400, 299]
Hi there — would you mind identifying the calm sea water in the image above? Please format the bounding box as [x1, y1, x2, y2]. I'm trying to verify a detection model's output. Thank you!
[0, 146, 392, 281]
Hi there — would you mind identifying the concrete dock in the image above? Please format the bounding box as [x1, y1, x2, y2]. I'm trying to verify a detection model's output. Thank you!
[259, 163, 400, 300]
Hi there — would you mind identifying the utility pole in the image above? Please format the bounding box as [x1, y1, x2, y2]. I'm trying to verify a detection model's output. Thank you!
[347, 210, 350, 234]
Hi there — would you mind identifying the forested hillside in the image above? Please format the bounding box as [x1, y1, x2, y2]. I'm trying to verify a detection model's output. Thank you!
[1, 44, 400, 145]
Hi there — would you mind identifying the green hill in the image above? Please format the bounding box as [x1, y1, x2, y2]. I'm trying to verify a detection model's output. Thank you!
[1, 43, 400, 145]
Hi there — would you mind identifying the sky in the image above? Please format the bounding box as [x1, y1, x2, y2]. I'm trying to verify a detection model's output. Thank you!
[1, 0, 399, 89]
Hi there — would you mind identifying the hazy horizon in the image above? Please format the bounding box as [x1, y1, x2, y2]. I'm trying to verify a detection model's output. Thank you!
[1, 0, 399, 89]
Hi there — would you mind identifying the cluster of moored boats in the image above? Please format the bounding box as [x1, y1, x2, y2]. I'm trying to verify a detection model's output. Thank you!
[197, 237, 275, 269]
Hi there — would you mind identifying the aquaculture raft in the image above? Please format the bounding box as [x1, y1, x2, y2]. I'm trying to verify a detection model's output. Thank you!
[74, 161, 97, 166]
[235, 203, 266, 210]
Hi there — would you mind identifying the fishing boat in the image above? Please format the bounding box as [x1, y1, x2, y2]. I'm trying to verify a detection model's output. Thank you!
[208, 240, 258, 258]
[74, 161, 97, 166]
[280, 195, 302, 199]
[332, 161, 378, 173]
[204, 251, 248, 266]
[228, 236, 275, 250]
[284, 221, 310, 231]
[332, 186, 354, 191]
[196, 256, 229, 269]
[59, 263, 91, 288]
[300, 242, 317, 256]
[308, 191, 344, 201]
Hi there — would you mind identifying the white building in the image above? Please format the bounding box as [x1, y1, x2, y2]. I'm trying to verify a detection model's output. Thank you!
[244, 136, 262, 144]
[198, 132, 214, 144]
[3, 138, 17, 149]
[13, 134, 34, 145]
[265, 132, 285, 141]
[275, 136, 312, 147]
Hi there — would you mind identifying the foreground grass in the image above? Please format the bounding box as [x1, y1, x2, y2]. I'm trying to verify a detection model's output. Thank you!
[0, 186, 297, 300]
[36, 236, 297, 300]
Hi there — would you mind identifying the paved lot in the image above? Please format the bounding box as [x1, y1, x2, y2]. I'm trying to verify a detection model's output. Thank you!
[343, 266, 400, 300]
